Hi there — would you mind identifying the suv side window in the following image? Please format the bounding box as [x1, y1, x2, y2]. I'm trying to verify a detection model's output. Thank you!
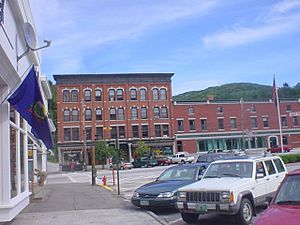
[265, 160, 276, 175]
[256, 161, 266, 177]
[273, 159, 285, 173]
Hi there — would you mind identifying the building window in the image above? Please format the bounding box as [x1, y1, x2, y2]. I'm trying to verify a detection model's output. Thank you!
[251, 117, 258, 128]
[286, 104, 291, 112]
[141, 107, 147, 119]
[140, 88, 147, 100]
[71, 90, 78, 102]
[72, 128, 79, 141]
[250, 105, 256, 113]
[217, 105, 223, 113]
[281, 116, 288, 127]
[155, 125, 161, 137]
[200, 119, 207, 130]
[95, 89, 102, 101]
[84, 90, 91, 101]
[131, 107, 138, 120]
[95, 108, 102, 120]
[117, 89, 124, 101]
[72, 109, 79, 121]
[96, 127, 103, 140]
[263, 116, 269, 128]
[85, 127, 92, 140]
[142, 125, 148, 137]
[230, 118, 237, 129]
[189, 119, 195, 131]
[119, 126, 125, 138]
[153, 107, 160, 119]
[10, 126, 17, 198]
[188, 106, 194, 114]
[111, 127, 117, 139]
[110, 108, 116, 120]
[109, 89, 115, 101]
[117, 108, 125, 120]
[63, 90, 70, 102]
[177, 120, 184, 132]
[218, 118, 224, 129]
[132, 125, 139, 138]
[152, 88, 159, 100]
[160, 88, 167, 100]
[63, 109, 70, 122]
[160, 107, 168, 118]
[64, 128, 71, 141]
[292, 116, 299, 126]
[85, 109, 92, 121]
[130, 89, 137, 100]
[162, 124, 169, 136]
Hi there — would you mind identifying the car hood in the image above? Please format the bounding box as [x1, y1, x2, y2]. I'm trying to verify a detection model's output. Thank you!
[254, 204, 300, 225]
[178, 177, 252, 191]
[135, 180, 194, 194]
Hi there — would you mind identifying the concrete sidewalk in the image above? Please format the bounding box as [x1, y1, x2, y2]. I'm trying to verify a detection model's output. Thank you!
[5, 183, 163, 225]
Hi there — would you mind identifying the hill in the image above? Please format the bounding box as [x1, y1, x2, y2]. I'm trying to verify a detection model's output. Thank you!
[173, 82, 300, 101]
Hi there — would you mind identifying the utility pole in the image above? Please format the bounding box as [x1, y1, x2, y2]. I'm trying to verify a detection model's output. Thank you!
[115, 128, 120, 196]
[241, 97, 245, 150]
[82, 101, 87, 171]
[91, 141, 96, 185]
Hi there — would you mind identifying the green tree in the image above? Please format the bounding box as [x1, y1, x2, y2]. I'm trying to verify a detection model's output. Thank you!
[95, 141, 115, 166]
[135, 141, 149, 159]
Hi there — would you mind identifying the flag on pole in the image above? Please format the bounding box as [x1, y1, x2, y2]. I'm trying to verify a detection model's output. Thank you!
[0, 0, 5, 23]
[272, 76, 278, 107]
[8, 65, 53, 149]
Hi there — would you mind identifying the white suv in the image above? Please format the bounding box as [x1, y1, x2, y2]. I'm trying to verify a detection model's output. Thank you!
[176, 156, 287, 225]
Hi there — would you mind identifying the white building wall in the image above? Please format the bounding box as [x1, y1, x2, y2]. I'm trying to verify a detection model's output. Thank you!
[0, 0, 51, 221]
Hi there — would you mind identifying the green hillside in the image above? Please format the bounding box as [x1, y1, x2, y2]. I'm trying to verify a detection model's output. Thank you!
[173, 82, 300, 101]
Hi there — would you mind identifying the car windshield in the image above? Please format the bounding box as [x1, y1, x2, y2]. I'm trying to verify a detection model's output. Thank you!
[203, 162, 253, 179]
[275, 174, 300, 205]
[157, 166, 197, 181]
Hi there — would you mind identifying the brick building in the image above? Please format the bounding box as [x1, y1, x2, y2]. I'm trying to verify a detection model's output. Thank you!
[54, 73, 175, 168]
[173, 99, 300, 153]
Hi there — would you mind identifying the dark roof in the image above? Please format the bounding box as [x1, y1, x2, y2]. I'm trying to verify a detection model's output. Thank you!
[53, 73, 174, 85]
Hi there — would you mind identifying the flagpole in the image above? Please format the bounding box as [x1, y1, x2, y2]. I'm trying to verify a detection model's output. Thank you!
[275, 85, 284, 153]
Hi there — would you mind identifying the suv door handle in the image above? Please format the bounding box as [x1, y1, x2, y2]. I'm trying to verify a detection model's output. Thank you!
[275, 175, 279, 178]
[266, 178, 270, 181]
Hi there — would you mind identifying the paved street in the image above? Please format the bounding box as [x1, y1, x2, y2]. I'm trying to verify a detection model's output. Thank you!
[40, 159, 300, 225]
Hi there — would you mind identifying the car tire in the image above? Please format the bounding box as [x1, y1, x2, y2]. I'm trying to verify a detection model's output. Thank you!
[181, 160, 185, 164]
[181, 212, 199, 224]
[235, 198, 253, 225]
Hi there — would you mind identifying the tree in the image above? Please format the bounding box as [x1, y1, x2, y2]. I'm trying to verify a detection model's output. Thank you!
[95, 141, 115, 166]
[135, 141, 149, 159]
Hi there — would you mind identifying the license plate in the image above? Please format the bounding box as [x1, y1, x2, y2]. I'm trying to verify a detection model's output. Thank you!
[140, 200, 149, 206]
[195, 204, 207, 213]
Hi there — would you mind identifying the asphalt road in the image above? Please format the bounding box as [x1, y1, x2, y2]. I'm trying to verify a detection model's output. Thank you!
[47, 155, 300, 225]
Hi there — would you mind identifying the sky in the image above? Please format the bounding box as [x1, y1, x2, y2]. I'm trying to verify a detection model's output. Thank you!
[29, 0, 300, 95]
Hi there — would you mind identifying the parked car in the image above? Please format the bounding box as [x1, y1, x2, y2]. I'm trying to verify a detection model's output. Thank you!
[254, 169, 300, 225]
[131, 163, 209, 208]
[176, 155, 287, 225]
[171, 152, 194, 164]
[110, 161, 133, 170]
[268, 145, 293, 153]
[156, 157, 172, 166]
[132, 157, 158, 168]
[196, 153, 227, 163]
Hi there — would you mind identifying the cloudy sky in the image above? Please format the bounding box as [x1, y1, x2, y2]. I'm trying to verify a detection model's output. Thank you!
[30, 0, 300, 95]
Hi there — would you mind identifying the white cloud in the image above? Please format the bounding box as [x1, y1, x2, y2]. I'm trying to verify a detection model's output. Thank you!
[203, 0, 300, 48]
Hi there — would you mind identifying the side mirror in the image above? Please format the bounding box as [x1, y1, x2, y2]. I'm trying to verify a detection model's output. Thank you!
[198, 175, 203, 180]
[266, 196, 273, 203]
[256, 173, 264, 179]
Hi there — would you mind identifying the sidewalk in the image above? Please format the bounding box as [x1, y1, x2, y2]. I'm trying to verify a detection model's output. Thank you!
[5, 183, 163, 225]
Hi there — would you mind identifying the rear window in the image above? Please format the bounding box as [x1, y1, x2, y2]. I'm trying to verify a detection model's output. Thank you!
[273, 159, 285, 173]
[265, 160, 276, 175]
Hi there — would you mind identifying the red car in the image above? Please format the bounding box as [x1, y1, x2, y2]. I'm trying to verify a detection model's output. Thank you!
[268, 145, 292, 153]
[156, 157, 172, 166]
[254, 169, 300, 225]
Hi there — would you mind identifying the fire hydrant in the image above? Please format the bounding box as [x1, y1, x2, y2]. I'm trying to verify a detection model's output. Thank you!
[102, 175, 107, 186]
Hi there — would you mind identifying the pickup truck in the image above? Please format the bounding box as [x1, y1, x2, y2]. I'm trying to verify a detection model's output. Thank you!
[171, 152, 194, 164]
[176, 155, 287, 225]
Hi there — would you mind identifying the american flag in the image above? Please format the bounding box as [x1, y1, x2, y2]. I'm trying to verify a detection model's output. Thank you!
[0, 0, 4, 23]
[272, 77, 278, 107]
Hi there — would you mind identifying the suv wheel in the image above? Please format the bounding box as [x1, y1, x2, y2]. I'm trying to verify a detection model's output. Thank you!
[236, 198, 253, 225]
[181, 212, 199, 224]
[181, 160, 185, 164]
